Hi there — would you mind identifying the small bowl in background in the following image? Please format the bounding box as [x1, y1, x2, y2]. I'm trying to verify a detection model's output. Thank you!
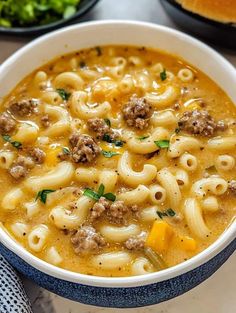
[160, 0, 236, 50]
[0, 0, 100, 36]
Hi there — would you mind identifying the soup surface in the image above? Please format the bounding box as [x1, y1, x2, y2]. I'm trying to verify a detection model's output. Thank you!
[0, 46, 235, 277]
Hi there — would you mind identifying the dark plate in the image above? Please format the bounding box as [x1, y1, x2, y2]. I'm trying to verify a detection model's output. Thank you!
[160, 0, 236, 50]
[0, 0, 100, 36]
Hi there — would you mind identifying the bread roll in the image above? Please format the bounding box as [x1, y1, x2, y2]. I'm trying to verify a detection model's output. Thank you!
[176, 0, 236, 23]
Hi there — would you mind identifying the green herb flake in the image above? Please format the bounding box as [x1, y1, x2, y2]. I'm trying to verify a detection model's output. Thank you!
[56, 88, 71, 101]
[83, 188, 100, 201]
[83, 184, 116, 202]
[103, 193, 116, 202]
[79, 61, 86, 68]
[175, 128, 180, 134]
[166, 208, 176, 217]
[137, 135, 149, 141]
[2, 135, 22, 149]
[114, 140, 124, 147]
[35, 189, 56, 204]
[157, 208, 176, 219]
[95, 46, 102, 56]
[156, 211, 168, 219]
[11, 141, 22, 149]
[2, 135, 11, 142]
[97, 184, 105, 197]
[154, 140, 170, 149]
[102, 133, 113, 143]
[102, 134, 125, 147]
[160, 69, 167, 81]
[102, 150, 120, 158]
[62, 147, 70, 155]
[104, 118, 111, 127]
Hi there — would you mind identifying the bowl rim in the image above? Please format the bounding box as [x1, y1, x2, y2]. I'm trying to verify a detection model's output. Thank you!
[0, 20, 235, 288]
[0, 0, 100, 35]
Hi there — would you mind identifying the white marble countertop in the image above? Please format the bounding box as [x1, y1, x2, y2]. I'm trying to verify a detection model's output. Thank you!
[0, 0, 235, 312]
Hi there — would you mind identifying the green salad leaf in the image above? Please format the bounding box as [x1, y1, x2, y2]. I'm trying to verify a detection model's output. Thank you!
[0, 0, 81, 28]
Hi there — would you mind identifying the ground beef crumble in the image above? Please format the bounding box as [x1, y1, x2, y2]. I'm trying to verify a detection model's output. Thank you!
[228, 180, 236, 196]
[71, 226, 106, 255]
[124, 233, 146, 250]
[41, 114, 50, 128]
[88, 198, 130, 225]
[107, 200, 128, 224]
[90, 197, 110, 221]
[9, 155, 35, 179]
[87, 118, 118, 140]
[57, 151, 70, 161]
[9, 98, 38, 117]
[0, 112, 16, 134]
[178, 110, 227, 137]
[28, 147, 45, 164]
[122, 95, 153, 129]
[69, 133, 101, 163]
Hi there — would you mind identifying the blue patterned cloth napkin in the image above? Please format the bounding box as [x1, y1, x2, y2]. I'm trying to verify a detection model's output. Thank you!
[0, 255, 33, 313]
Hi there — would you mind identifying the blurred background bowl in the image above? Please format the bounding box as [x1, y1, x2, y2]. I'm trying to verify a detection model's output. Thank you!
[160, 0, 236, 50]
[0, 0, 100, 36]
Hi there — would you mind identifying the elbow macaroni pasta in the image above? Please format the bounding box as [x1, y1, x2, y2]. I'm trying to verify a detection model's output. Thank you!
[156, 168, 181, 210]
[118, 151, 157, 187]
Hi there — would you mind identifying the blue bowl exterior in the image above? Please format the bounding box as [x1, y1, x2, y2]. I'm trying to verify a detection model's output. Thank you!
[0, 239, 235, 308]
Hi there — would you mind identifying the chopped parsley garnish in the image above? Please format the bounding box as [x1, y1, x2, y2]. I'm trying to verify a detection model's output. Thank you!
[156, 208, 176, 219]
[62, 147, 70, 155]
[102, 134, 125, 147]
[2, 135, 22, 149]
[79, 61, 86, 68]
[166, 208, 176, 217]
[103, 192, 116, 202]
[11, 141, 22, 149]
[2, 135, 11, 142]
[175, 128, 181, 134]
[104, 118, 111, 127]
[56, 88, 71, 101]
[114, 140, 124, 147]
[95, 46, 102, 56]
[160, 69, 167, 81]
[102, 150, 120, 158]
[137, 135, 149, 141]
[102, 133, 113, 143]
[83, 188, 100, 201]
[35, 189, 56, 204]
[97, 184, 105, 197]
[154, 140, 170, 149]
[83, 184, 116, 202]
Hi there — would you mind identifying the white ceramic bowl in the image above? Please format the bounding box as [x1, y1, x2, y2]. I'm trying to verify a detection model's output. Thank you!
[0, 21, 235, 308]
